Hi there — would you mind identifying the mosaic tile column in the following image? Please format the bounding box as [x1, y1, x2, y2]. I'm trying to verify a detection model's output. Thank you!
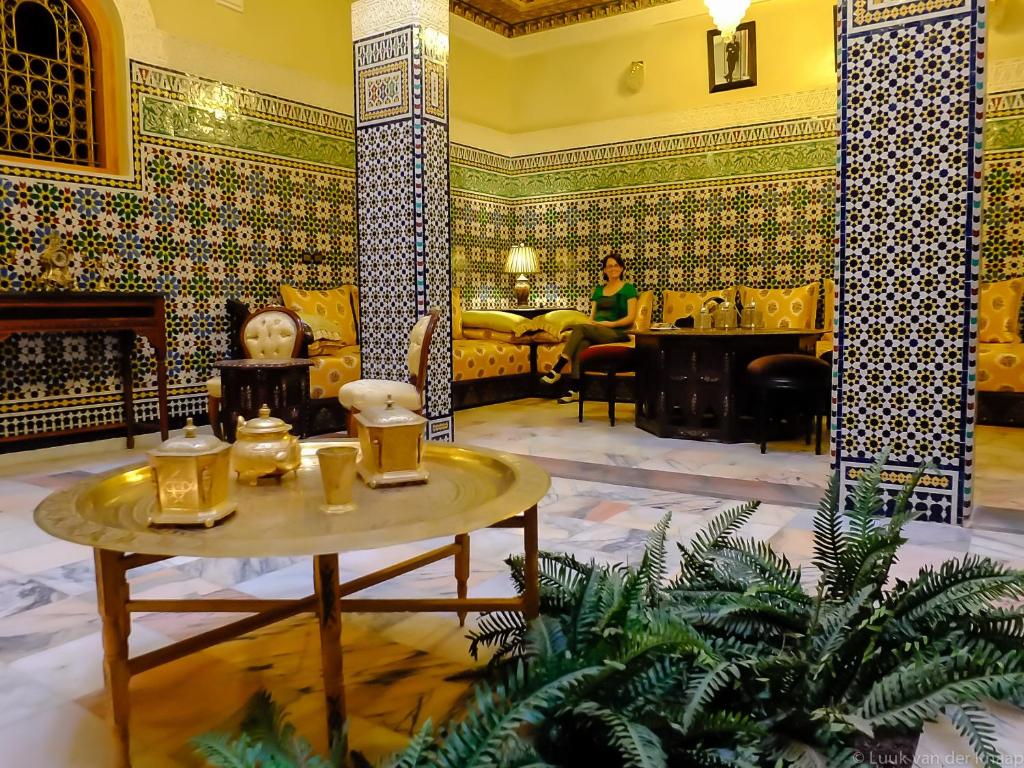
[352, 0, 453, 440]
[834, 0, 987, 523]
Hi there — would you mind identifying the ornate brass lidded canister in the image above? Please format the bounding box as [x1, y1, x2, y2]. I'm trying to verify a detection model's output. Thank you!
[231, 405, 302, 485]
[355, 395, 428, 488]
[147, 418, 235, 527]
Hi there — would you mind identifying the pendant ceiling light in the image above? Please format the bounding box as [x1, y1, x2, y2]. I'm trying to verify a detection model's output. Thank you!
[704, 0, 751, 41]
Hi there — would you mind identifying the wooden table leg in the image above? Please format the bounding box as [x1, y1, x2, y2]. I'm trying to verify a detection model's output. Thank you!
[118, 332, 136, 449]
[523, 505, 539, 620]
[455, 533, 470, 627]
[95, 549, 132, 768]
[314, 554, 346, 754]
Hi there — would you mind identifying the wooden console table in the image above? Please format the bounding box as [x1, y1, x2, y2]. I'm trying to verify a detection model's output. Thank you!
[633, 328, 822, 443]
[0, 292, 169, 448]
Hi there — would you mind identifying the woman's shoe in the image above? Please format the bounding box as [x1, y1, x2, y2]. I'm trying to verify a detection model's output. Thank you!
[557, 390, 579, 404]
[541, 370, 562, 384]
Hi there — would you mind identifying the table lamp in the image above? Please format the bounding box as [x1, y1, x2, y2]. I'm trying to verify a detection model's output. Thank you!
[505, 244, 539, 307]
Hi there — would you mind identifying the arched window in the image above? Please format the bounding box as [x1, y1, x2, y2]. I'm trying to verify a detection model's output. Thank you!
[1, 0, 98, 167]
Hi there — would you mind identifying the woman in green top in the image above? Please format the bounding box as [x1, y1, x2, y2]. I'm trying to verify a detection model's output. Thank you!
[541, 252, 638, 403]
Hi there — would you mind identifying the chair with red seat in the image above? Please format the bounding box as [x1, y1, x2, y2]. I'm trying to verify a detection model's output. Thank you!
[577, 344, 637, 426]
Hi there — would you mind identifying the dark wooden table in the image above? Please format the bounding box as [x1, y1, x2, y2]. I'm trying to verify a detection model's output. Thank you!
[214, 358, 314, 441]
[0, 292, 168, 448]
[633, 328, 823, 443]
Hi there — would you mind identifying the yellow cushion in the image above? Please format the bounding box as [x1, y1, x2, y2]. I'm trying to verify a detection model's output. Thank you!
[511, 310, 589, 344]
[340, 379, 421, 410]
[462, 310, 524, 334]
[453, 340, 531, 381]
[452, 288, 464, 340]
[536, 342, 569, 375]
[662, 288, 736, 324]
[979, 278, 1024, 343]
[280, 285, 357, 346]
[978, 342, 1024, 392]
[206, 376, 222, 398]
[536, 309, 590, 331]
[350, 286, 360, 341]
[821, 278, 835, 332]
[738, 283, 819, 330]
[309, 346, 361, 400]
[632, 290, 654, 332]
[309, 338, 350, 357]
[463, 327, 518, 343]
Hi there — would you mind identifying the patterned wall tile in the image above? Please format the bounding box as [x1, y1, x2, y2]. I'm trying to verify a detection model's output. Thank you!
[834, 0, 985, 524]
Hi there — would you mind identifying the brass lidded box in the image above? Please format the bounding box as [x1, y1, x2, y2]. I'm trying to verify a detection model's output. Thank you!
[355, 396, 428, 488]
[147, 418, 235, 527]
[232, 404, 302, 485]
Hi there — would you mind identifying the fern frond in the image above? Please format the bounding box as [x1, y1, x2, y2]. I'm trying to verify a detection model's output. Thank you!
[387, 720, 434, 768]
[942, 704, 1002, 768]
[572, 702, 667, 768]
[812, 471, 846, 592]
[678, 501, 761, 582]
[191, 733, 259, 768]
[467, 610, 527, 664]
[636, 511, 672, 602]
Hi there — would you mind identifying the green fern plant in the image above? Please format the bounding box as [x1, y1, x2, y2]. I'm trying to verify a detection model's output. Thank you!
[197, 456, 1024, 768]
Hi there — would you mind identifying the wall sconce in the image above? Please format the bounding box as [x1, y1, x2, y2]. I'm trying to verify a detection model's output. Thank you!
[624, 61, 645, 94]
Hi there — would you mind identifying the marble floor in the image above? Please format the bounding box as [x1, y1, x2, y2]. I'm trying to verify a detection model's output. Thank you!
[1, 399, 1023, 766]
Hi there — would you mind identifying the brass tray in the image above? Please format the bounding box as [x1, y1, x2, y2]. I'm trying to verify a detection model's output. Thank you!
[34, 440, 550, 558]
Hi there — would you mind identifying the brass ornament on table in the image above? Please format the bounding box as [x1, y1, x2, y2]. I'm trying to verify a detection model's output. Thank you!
[147, 418, 235, 527]
[355, 395, 429, 488]
[38, 233, 74, 291]
[231, 404, 302, 485]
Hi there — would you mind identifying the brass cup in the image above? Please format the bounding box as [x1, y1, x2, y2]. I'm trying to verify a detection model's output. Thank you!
[317, 446, 358, 514]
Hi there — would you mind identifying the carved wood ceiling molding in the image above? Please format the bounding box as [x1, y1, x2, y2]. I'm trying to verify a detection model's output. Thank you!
[451, 0, 683, 36]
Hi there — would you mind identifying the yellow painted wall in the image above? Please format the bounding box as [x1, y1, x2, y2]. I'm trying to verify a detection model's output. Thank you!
[506, 0, 834, 134]
[146, 0, 353, 113]
[991, 0, 1024, 63]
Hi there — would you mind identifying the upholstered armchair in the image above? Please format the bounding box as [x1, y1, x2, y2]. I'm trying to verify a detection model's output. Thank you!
[338, 310, 439, 434]
[206, 306, 305, 439]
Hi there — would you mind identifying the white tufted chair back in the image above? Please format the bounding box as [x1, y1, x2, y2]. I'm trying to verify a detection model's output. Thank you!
[243, 308, 303, 359]
[407, 311, 439, 390]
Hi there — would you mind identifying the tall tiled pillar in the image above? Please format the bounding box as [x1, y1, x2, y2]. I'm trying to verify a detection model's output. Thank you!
[352, 0, 453, 440]
[834, 0, 986, 523]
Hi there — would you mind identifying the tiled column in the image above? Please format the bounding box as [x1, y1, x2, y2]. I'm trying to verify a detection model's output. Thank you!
[834, 0, 987, 523]
[352, 0, 453, 440]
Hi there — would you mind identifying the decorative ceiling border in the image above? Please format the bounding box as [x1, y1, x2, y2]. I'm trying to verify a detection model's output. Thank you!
[450, 0, 684, 37]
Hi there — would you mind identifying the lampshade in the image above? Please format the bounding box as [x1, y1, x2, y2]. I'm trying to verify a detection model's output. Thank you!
[504, 244, 539, 275]
[704, 0, 751, 41]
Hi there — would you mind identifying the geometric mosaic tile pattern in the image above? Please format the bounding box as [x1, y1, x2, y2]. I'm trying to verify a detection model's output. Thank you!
[0, 64, 356, 440]
[353, 0, 453, 440]
[834, 0, 986, 524]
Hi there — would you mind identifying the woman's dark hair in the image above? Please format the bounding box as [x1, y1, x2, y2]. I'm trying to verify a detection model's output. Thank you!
[600, 252, 626, 281]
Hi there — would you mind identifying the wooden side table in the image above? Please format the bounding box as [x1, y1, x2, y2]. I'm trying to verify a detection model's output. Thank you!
[214, 358, 314, 441]
[34, 439, 549, 768]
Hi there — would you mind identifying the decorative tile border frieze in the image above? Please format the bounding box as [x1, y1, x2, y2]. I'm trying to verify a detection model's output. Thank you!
[131, 63, 354, 138]
[139, 93, 355, 171]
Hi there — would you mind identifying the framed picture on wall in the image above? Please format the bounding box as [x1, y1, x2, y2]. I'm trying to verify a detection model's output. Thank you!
[706, 21, 756, 93]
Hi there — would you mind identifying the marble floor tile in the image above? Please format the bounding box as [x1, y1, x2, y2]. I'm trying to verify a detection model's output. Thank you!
[0, 565, 70, 619]
[0, 400, 1022, 766]
[0, 702, 117, 767]
[0, 538, 92, 575]
[0, 596, 100, 663]
[11, 623, 172, 699]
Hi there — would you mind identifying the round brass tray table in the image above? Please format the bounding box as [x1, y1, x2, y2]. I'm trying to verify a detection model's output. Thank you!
[34, 440, 550, 768]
